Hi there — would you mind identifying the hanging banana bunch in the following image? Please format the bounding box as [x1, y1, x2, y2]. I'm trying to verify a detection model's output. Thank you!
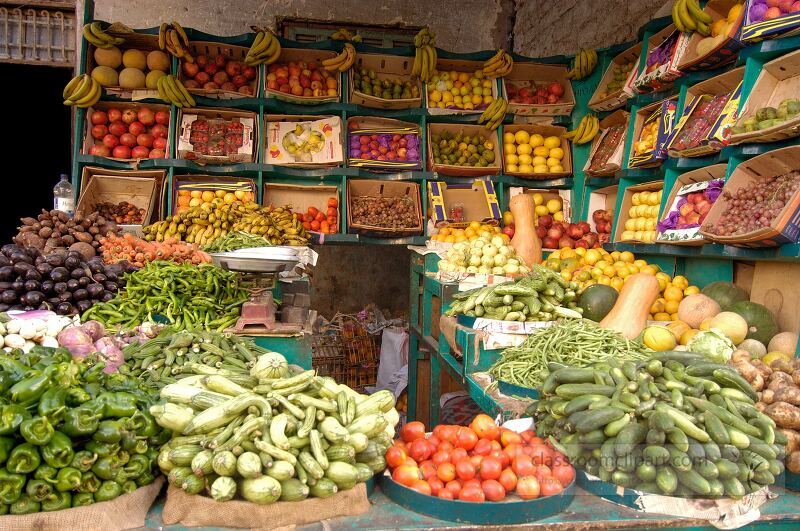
[159, 21, 193, 62]
[412, 27, 437, 83]
[477, 98, 508, 131]
[322, 43, 356, 72]
[81, 21, 124, 48]
[482, 49, 513, 79]
[63, 74, 102, 108]
[564, 113, 600, 145]
[671, 0, 712, 36]
[245, 27, 282, 66]
[156, 74, 196, 108]
[331, 28, 362, 43]
[566, 48, 598, 80]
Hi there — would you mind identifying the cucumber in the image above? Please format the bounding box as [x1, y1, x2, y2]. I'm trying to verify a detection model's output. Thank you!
[555, 384, 616, 399]
[666, 445, 692, 472]
[713, 369, 758, 402]
[645, 429, 665, 445]
[649, 411, 674, 432]
[769, 459, 784, 477]
[720, 444, 740, 462]
[726, 426, 751, 449]
[746, 435, 776, 460]
[703, 411, 730, 446]
[611, 470, 637, 488]
[715, 458, 738, 479]
[707, 478, 724, 498]
[601, 438, 617, 473]
[643, 446, 671, 466]
[722, 477, 745, 499]
[636, 482, 660, 494]
[666, 428, 689, 453]
[564, 394, 611, 415]
[579, 429, 607, 445]
[742, 450, 769, 472]
[636, 462, 657, 482]
[616, 453, 639, 473]
[702, 441, 721, 462]
[598, 468, 612, 482]
[695, 459, 719, 480]
[650, 351, 705, 365]
[615, 422, 648, 456]
[656, 467, 678, 495]
[603, 414, 631, 437]
[645, 359, 663, 377]
[655, 403, 710, 443]
[676, 468, 711, 496]
[685, 362, 734, 377]
[752, 469, 774, 485]
[574, 407, 626, 434]
[552, 368, 597, 384]
[737, 462, 753, 482]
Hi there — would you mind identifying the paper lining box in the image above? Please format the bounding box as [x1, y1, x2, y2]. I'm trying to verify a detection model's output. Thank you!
[585, 110, 629, 177]
[501, 62, 575, 116]
[428, 181, 501, 228]
[633, 26, 691, 94]
[177, 108, 257, 164]
[613, 180, 664, 244]
[657, 164, 726, 246]
[628, 98, 679, 168]
[265, 115, 344, 167]
[741, 0, 800, 42]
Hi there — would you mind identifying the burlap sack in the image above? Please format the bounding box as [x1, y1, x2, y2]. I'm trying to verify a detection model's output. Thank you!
[0, 476, 163, 531]
[163, 482, 371, 530]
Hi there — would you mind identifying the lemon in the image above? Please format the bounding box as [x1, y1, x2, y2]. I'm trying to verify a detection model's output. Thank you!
[482, 79, 492, 88]
[549, 147, 564, 160]
[518, 154, 532, 166]
[532, 193, 544, 206]
[514, 130, 531, 144]
[532, 156, 547, 166]
[535, 205, 549, 216]
[553, 211, 564, 221]
[634, 230, 644, 240]
[645, 219, 656, 231]
[518, 164, 534, 174]
[635, 218, 647, 231]
[504, 143, 517, 155]
[506, 163, 519, 173]
[727, 3, 742, 23]
[505, 153, 519, 165]
[471, 94, 483, 105]
[628, 206, 637, 218]
[529, 134, 544, 147]
[621, 230, 635, 240]
[503, 132, 515, 144]
[543, 136, 561, 149]
[625, 219, 636, 231]
[533, 146, 550, 157]
[482, 95, 493, 104]
[516, 143, 532, 155]
[551, 165, 564, 173]
[546, 157, 561, 168]
[632, 193, 641, 206]
[533, 164, 549, 174]
[546, 199, 562, 213]
[430, 90, 442, 102]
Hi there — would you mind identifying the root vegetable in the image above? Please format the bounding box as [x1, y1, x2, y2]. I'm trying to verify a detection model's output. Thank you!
[788, 451, 800, 475]
[774, 387, 800, 406]
[731, 349, 751, 363]
[781, 429, 800, 455]
[769, 371, 794, 390]
[764, 401, 800, 430]
[762, 389, 775, 405]
[770, 358, 795, 375]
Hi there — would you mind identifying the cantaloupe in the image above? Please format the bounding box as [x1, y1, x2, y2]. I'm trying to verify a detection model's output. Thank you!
[146, 50, 170, 72]
[94, 46, 122, 68]
[768, 332, 798, 356]
[146, 70, 166, 89]
[91, 66, 119, 87]
[119, 68, 146, 89]
[709, 311, 749, 345]
[738, 338, 767, 359]
[677, 294, 721, 329]
[122, 49, 147, 70]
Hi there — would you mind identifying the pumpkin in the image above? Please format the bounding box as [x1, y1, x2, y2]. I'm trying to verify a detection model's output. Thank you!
[701, 281, 749, 310]
[250, 351, 289, 379]
[708, 311, 749, 345]
[728, 301, 779, 346]
[599, 273, 660, 339]
[768, 331, 798, 356]
[509, 193, 542, 266]
[677, 294, 720, 329]
[578, 284, 618, 322]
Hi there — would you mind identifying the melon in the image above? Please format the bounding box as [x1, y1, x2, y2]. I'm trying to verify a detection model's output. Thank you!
[677, 294, 721, 329]
[709, 311, 748, 345]
[122, 49, 147, 70]
[768, 331, 798, 356]
[119, 68, 146, 89]
[147, 50, 171, 72]
[738, 338, 767, 359]
[578, 284, 618, 322]
[91, 66, 119, 87]
[146, 70, 166, 89]
[728, 301, 779, 345]
[701, 281, 749, 310]
[94, 46, 122, 68]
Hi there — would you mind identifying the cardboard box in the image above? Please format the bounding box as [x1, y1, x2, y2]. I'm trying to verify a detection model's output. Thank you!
[346, 116, 422, 171]
[589, 43, 641, 112]
[729, 49, 800, 145]
[657, 164, 726, 246]
[84, 28, 164, 100]
[586, 185, 618, 238]
[83, 101, 172, 161]
[77, 167, 166, 232]
[676, 0, 745, 72]
[742, 0, 800, 42]
[265, 115, 344, 167]
[176, 41, 258, 99]
[177, 108, 257, 164]
[263, 183, 339, 232]
[424, 57, 499, 115]
[263, 48, 341, 104]
[501, 62, 575, 116]
[666, 67, 744, 158]
[585, 110, 629, 177]
[633, 25, 690, 94]
[427, 181, 501, 228]
[628, 97, 679, 168]
[427, 123, 501, 177]
[348, 53, 421, 109]
[614, 180, 664, 244]
[700, 146, 800, 247]
[501, 124, 571, 179]
[172, 174, 256, 215]
[347, 180, 422, 236]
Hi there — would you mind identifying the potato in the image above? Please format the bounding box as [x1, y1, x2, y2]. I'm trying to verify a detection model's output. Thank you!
[794, 372, 800, 388]
[764, 401, 800, 430]
[769, 371, 794, 390]
[771, 358, 795, 375]
[787, 451, 800, 474]
[761, 389, 775, 405]
[774, 387, 800, 406]
[781, 429, 800, 455]
[732, 350, 751, 364]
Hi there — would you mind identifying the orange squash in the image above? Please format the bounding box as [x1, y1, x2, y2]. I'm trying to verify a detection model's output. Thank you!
[509, 194, 542, 266]
[600, 273, 660, 339]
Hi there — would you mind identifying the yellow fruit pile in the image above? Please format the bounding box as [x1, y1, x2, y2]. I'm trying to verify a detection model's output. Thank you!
[176, 189, 256, 215]
[427, 70, 495, 111]
[620, 189, 662, 243]
[429, 221, 506, 244]
[503, 130, 565, 174]
[545, 246, 699, 321]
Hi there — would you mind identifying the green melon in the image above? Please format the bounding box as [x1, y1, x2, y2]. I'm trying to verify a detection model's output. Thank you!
[701, 282, 749, 311]
[578, 284, 619, 322]
[728, 301, 779, 345]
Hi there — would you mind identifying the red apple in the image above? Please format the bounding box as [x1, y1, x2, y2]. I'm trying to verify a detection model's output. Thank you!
[578, 221, 591, 234]
[575, 239, 589, 249]
[583, 233, 598, 247]
[136, 133, 154, 147]
[149, 148, 166, 158]
[195, 54, 208, 68]
[112, 145, 131, 159]
[558, 236, 575, 249]
[131, 145, 150, 159]
[153, 137, 168, 150]
[108, 121, 127, 136]
[596, 220, 607, 234]
[107, 108, 122, 122]
[567, 224, 584, 240]
[137, 108, 155, 126]
[243, 66, 257, 80]
[184, 79, 200, 89]
[102, 134, 119, 148]
[232, 75, 247, 87]
[90, 110, 108, 125]
[777, 0, 793, 12]
[155, 111, 170, 125]
[225, 61, 242, 77]
[91, 124, 108, 139]
[538, 214, 553, 228]
[128, 121, 145, 136]
[548, 81, 565, 97]
[89, 144, 111, 157]
[792, 0, 800, 12]
[121, 109, 137, 124]
[542, 236, 559, 249]
[203, 82, 219, 90]
[221, 82, 237, 91]
[204, 63, 218, 75]
[151, 124, 168, 139]
[502, 226, 515, 238]
[547, 227, 563, 240]
[696, 200, 713, 216]
[213, 71, 229, 85]
[519, 87, 532, 99]
[119, 133, 137, 147]
[592, 209, 606, 223]
[238, 86, 253, 95]
[214, 54, 226, 67]
[535, 226, 547, 239]
[182, 61, 200, 78]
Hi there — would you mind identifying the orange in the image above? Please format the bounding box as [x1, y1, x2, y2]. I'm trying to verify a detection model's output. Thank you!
[650, 299, 666, 314]
[684, 286, 700, 296]
[177, 195, 191, 207]
[560, 270, 573, 281]
[640, 265, 658, 275]
[201, 190, 215, 202]
[610, 277, 625, 291]
[654, 312, 671, 321]
[664, 300, 680, 314]
[672, 275, 689, 290]
[619, 251, 635, 263]
[663, 285, 684, 302]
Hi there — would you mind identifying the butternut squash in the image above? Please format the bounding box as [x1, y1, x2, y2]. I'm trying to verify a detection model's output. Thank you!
[599, 273, 660, 339]
[509, 193, 542, 267]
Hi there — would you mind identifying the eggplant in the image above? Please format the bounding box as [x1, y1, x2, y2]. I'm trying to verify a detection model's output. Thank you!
[103, 271, 117, 282]
[0, 282, 11, 291]
[1, 245, 20, 257]
[23, 280, 41, 292]
[0, 266, 14, 282]
[40, 280, 54, 293]
[11, 280, 24, 293]
[47, 296, 61, 305]
[87, 260, 104, 274]
[13, 262, 33, 275]
[58, 291, 72, 302]
[66, 279, 80, 292]
[93, 273, 107, 284]
[64, 255, 80, 269]
[24, 269, 41, 282]
[72, 289, 88, 301]
[20, 291, 45, 307]
[104, 282, 119, 292]
[56, 302, 73, 315]
[50, 267, 69, 283]
[86, 283, 105, 299]
[47, 254, 65, 267]
[0, 303, 9, 313]
[75, 300, 92, 313]
[100, 292, 114, 302]
[9, 252, 32, 265]
[34, 256, 46, 267]
[36, 262, 53, 276]
[78, 277, 91, 288]
[1, 290, 17, 304]
[0, 255, 9, 268]
[53, 282, 67, 294]
[70, 268, 85, 280]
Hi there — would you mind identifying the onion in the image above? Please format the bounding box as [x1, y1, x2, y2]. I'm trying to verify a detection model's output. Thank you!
[57, 327, 95, 357]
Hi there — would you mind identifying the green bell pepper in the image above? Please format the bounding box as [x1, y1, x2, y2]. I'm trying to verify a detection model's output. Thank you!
[72, 492, 94, 506]
[96, 392, 138, 418]
[93, 420, 123, 444]
[38, 388, 67, 422]
[148, 428, 171, 448]
[6, 442, 41, 474]
[9, 493, 40, 514]
[0, 355, 28, 382]
[123, 454, 150, 480]
[65, 386, 91, 406]
[42, 490, 71, 512]
[0, 373, 14, 395]
[92, 456, 121, 481]
[115, 450, 130, 466]
[61, 406, 102, 437]
[94, 480, 122, 502]
[136, 470, 156, 487]
[70, 451, 98, 473]
[20, 416, 55, 445]
[41, 431, 74, 468]
[121, 433, 148, 454]
[84, 382, 104, 399]
[83, 363, 105, 383]
[0, 437, 15, 466]
[129, 409, 159, 437]
[9, 373, 50, 403]
[0, 404, 30, 435]
[25, 478, 54, 503]
[85, 440, 119, 458]
[121, 480, 137, 494]
[0, 503, 7, 515]
[0, 470, 24, 504]
[34, 465, 58, 483]
[78, 472, 100, 493]
[55, 467, 82, 492]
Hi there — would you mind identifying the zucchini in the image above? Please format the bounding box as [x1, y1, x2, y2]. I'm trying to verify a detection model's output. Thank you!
[615, 422, 648, 456]
[555, 384, 616, 399]
[702, 441, 721, 462]
[656, 467, 678, 495]
[636, 462, 657, 482]
[643, 446, 671, 467]
[645, 429, 665, 445]
[309, 430, 329, 470]
[324, 461, 359, 487]
[676, 468, 711, 496]
[279, 478, 309, 501]
[726, 426, 751, 449]
[579, 429, 607, 445]
[574, 407, 626, 434]
[325, 444, 356, 464]
[564, 394, 611, 415]
[309, 477, 338, 498]
[707, 478, 724, 498]
[354, 463, 373, 483]
[611, 470, 638, 488]
[666, 445, 692, 472]
[266, 460, 295, 481]
[299, 451, 325, 480]
[603, 414, 632, 437]
[722, 477, 745, 499]
[319, 417, 350, 444]
[346, 413, 388, 438]
[270, 414, 290, 450]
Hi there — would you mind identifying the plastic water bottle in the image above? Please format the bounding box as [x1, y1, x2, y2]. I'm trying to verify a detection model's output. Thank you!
[53, 173, 75, 216]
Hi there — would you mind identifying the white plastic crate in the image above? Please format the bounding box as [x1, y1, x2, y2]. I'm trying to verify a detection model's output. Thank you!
[0, 7, 76, 66]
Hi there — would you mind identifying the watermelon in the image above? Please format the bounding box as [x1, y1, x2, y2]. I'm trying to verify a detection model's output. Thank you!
[727, 301, 779, 345]
[701, 282, 749, 310]
[578, 284, 618, 322]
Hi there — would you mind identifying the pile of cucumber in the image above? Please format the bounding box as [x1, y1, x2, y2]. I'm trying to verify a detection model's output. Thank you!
[533, 351, 786, 499]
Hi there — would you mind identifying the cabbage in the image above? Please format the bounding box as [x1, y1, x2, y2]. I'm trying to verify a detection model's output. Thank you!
[687, 328, 735, 363]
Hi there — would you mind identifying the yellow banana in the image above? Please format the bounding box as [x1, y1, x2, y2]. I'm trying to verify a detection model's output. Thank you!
[686, 0, 712, 24]
[338, 43, 356, 72]
[568, 115, 588, 142]
[172, 76, 196, 107]
[695, 19, 710, 37]
[677, 0, 697, 31]
[578, 115, 599, 144]
[82, 24, 111, 48]
[66, 74, 93, 102]
[419, 46, 429, 82]
[247, 31, 267, 59]
[158, 23, 168, 50]
[412, 47, 422, 77]
[73, 79, 101, 107]
[483, 49, 504, 70]
[167, 30, 186, 58]
[264, 39, 282, 65]
[62, 75, 83, 100]
[161, 75, 184, 107]
[171, 21, 189, 46]
[156, 75, 169, 102]
[89, 22, 113, 44]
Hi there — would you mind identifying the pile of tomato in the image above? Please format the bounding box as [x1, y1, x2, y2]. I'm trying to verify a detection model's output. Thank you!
[386, 415, 575, 503]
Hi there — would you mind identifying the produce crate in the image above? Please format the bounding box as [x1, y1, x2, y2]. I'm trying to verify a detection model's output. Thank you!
[427, 180, 501, 228]
[265, 114, 344, 168]
[729, 49, 800, 145]
[500, 62, 575, 116]
[657, 164, 726, 246]
[742, 0, 800, 42]
[85, 27, 165, 99]
[584, 110, 629, 177]
[82, 100, 172, 161]
[76, 171, 163, 232]
[427, 123, 501, 177]
[348, 52, 421, 109]
[588, 42, 641, 112]
[346, 116, 422, 171]
[633, 24, 690, 94]
[347, 179, 423, 237]
[176, 107, 258, 164]
[311, 314, 378, 392]
[699, 145, 800, 247]
[628, 96, 679, 168]
[501, 124, 571, 179]
[0, 7, 75, 66]
[424, 57, 499, 115]
[676, 0, 745, 72]
[263, 48, 340, 104]
[263, 183, 339, 232]
[613, 180, 664, 244]
[177, 41, 258, 99]
[586, 185, 617, 238]
[171, 174, 256, 215]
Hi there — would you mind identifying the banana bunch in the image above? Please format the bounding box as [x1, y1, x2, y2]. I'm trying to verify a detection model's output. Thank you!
[143, 201, 257, 244]
[63, 74, 102, 108]
[322, 43, 356, 72]
[477, 97, 508, 131]
[82, 22, 124, 49]
[156, 75, 196, 108]
[564, 113, 600, 145]
[331, 28, 362, 43]
[566, 48, 598, 80]
[483, 49, 513, 79]
[412, 27, 437, 83]
[672, 0, 712, 36]
[158, 21, 193, 62]
[245, 28, 281, 66]
[232, 206, 309, 245]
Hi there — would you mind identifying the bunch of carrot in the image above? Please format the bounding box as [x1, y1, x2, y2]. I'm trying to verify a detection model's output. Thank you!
[99, 233, 212, 268]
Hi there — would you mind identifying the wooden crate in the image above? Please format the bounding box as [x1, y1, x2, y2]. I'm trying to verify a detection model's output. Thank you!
[82, 100, 172, 161]
[176, 107, 258, 164]
[427, 123, 501, 177]
[263, 48, 340, 104]
[347, 180, 423, 236]
[628, 96, 679, 168]
[501, 62, 575, 116]
[346, 116, 422, 171]
[588, 42, 641, 112]
[77, 166, 166, 231]
[177, 41, 258, 99]
[172, 174, 256, 215]
[348, 52, 421, 109]
[263, 183, 339, 232]
[501, 124, 571, 179]
[676, 0, 745, 72]
[613, 180, 663, 244]
[85, 28, 164, 99]
[656, 164, 727, 246]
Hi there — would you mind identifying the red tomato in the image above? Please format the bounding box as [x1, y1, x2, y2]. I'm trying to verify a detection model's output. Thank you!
[438, 489, 454, 500]
[432, 450, 451, 466]
[530, 436, 545, 445]
[540, 476, 564, 497]
[409, 438, 433, 463]
[327, 207, 337, 218]
[512, 455, 535, 477]
[392, 464, 421, 487]
[503, 443, 524, 462]
[461, 478, 481, 490]
[400, 421, 426, 443]
[410, 480, 432, 496]
[533, 465, 552, 483]
[479, 456, 502, 481]
[550, 450, 571, 468]
[427, 477, 444, 495]
[481, 479, 506, 501]
[327, 198, 338, 208]
[470, 414, 500, 441]
[437, 462, 456, 483]
[500, 429, 523, 447]
[459, 486, 485, 502]
[385, 446, 407, 469]
[393, 440, 408, 452]
[528, 444, 553, 466]
[310, 220, 320, 231]
[469, 455, 483, 470]
[419, 461, 437, 480]
[308, 206, 319, 217]
[315, 212, 326, 223]
[445, 480, 461, 496]
[551, 464, 576, 488]
[490, 449, 510, 468]
[499, 468, 517, 492]
[472, 438, 492, 456]
[432, 424, 450, 441]
[520, 430, 534, 443]
[405, 456, 419, 466]
[451, 448, 468, 463]
[489, 440, 502, 453]
[516, 476, 541, 500]
[455, 459, 476, 481]
[455, 427, 478, 451]
[437, 441, 454, 453]
[427, 435, 441, 448]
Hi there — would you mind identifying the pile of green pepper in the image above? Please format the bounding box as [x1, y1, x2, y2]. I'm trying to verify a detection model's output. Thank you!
[0, 345, 168, 514]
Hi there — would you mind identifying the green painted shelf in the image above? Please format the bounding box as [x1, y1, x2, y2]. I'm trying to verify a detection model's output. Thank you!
[737, 34, 800, 64]
[604, 242, 800, 262]
[616, 166, 665, 182]
[721, 136, 800, 160]
[312, 233, 426, 245]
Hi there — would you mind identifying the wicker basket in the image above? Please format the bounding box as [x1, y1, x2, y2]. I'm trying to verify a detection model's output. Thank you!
[312, 314, 379, 391]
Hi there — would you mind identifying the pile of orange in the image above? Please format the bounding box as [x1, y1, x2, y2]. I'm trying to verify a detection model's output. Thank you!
[175, 188, 255, 214]
[429, 221, 506, 244]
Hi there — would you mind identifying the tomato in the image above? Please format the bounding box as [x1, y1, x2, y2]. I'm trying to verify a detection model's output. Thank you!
[520, 430, 534, 443]
[419, 461, 437, 480]
[400, 421, 426, 443]
[540, 476, 564, 497]
[392, 464, 421, 487]
[90, 110, 108, 125]
[470, 414, 500, 441]
[481, 479, 506, 502]
[473, 438, 492, 456]
[551, 464, 575, 488]
[455, 427, 478, 451]
[489, 440, 502, 453]
[327, 207, 337, 218]
[550, 451, 571, 468]
[427, 435, 441, 448]
[499, 468, 517, 492]
[327, 198, 338, 208]
[503, 443, 524, 462]
[533, 465, 552, 483]
[310, 220, 321, 231]
[469, 455, 483, 470]
[451, 447, 468, 463]
[436, 462, 456, 483]
[512, 455, 535, 477]
[439, 425, 458, 444]
[528, 444, 553, 466]
[490, 449, 510, 468]
[455, 459, 476, 481]
[479, 456, 502, 481]
[437, 489, 454, 500]
[385, 446, 407, 469]
[516, 476, 541, 500]
[315, 212, 326, 223]
[308, 206, 319, 217]
[409, 438, 433, 463]
[445, 480, 461, 496]
[437, 441, 454, 453]
[432, 424, 449, 441]
[432, 450, 451, 466]
[410, 479, 432, 496]
[500, 429, 523, 447]
[461, 478, 481, 490]
[458, 486, 485, 502]
[428, 477, 444, 495]
[530, 436, 544, 445]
